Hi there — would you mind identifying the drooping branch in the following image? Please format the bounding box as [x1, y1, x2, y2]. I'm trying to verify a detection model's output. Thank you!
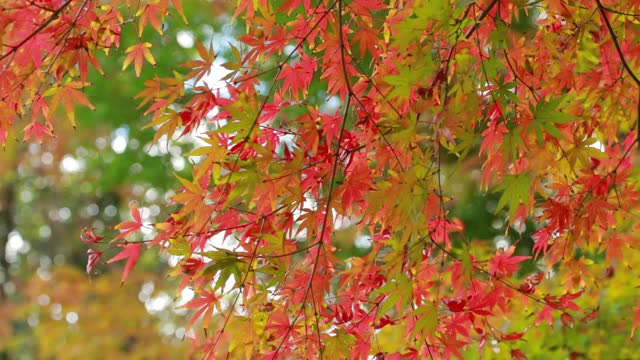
[595, 0, 640, 147]
[0, 0, 73, 63]
[599, 4, 640, 17]
[464, 0, 499, 39]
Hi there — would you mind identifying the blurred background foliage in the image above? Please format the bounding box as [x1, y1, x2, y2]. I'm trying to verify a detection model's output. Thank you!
[0, 1, 639, 359]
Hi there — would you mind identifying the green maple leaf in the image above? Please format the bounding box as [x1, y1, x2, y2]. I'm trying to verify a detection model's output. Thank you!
[494, 174, 531, 219]
[528, 96, 578, 143]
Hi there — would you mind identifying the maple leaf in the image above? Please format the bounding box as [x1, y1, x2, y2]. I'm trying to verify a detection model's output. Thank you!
[80, 227, 104, 244]
[438, 332, 467, 359]
[488, 246, 530, 278]
[136, 0, 167, 36]
[0, 128, 8, 145]
[581, 307, 599, 324]
[277, 54, 317, 97]
[501, 332, 525, 341]
[107, 243, 142, 285]
[557, 291, 583, 311]
[86, 249, 103, 276]
[511, 349, 528, 360]
[199, 250, 243, 289]
[523, 271, 544, 286]
[383, 64, 418, 102]
[65, 35, 105, 83]
[486, 101, 503, 122]
[179, 257, 204, 276]
[479, 117, 508, 155]
[527, 96, 577, 142]
[445, 298, 467, 313]
[181, 41, 215, 83]
[171, 0, 188, 23]
[181, 290, 219, 330]
[532, 227, 554, 259]
[565, 136, 605, 169]
[353, 27, 380, 58]
[122, 42, 157, 77]
[535, 305, 554, 326]
[605, 234, 627, 263]
[23, 121, 54, 143]
[429, 217, 464, 248]
[266, 310, 299, 339]
[42, 81, 96, 128]
[494, 174, 531, 220]
[135, 75, 185, 110]
[409, 302, 438, 342]
[560, 312, 574, 328]
[112, 203, 143, 241]
[171, 174, 211, 232]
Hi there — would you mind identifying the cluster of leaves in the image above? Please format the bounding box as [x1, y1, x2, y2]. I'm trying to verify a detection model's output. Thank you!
[4, 0, 640, 358]
[0, 0, 185, 143]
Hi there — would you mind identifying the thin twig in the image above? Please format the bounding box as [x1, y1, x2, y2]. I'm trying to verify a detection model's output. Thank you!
[595, 0, 640, 147]
[0, 0, 73, 62]
[464, 0, 499, 39]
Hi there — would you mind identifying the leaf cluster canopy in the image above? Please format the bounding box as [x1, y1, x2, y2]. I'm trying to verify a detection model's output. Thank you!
[3, 0, 640, 358]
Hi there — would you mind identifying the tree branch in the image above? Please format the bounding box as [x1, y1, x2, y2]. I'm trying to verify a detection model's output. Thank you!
[464, 0, 499, 39]
[596, 0, 640, 147]
[0, 0, 74, 63]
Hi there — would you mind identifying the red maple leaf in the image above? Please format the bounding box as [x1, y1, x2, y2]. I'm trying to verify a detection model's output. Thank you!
[277, 54, 317, 97]
[501, 332, 525, 341]
[532, 227, 554, 259]
[581, 307, 599, 324]
[479, 117, 507, 155]
[488, 246, 529, 278]
[80, 227, 104, 244]
[181, 290, 219, 330]
[112, 203, 143, 242]
[107, 243, 142, 285]
[23, 121, 54, 143]
[535, 305, 554, 326]
[86, 249, 103, 276]
[266, 310, 300, 338]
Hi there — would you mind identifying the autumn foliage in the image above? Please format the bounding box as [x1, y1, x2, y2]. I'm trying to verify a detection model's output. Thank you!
[3, 0, 640, 358]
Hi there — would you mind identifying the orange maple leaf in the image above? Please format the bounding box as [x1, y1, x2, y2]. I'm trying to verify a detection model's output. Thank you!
[122, 42, 156, 77]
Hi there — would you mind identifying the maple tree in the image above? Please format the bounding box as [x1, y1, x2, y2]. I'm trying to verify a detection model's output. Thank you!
[3, 0, 640, 358]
